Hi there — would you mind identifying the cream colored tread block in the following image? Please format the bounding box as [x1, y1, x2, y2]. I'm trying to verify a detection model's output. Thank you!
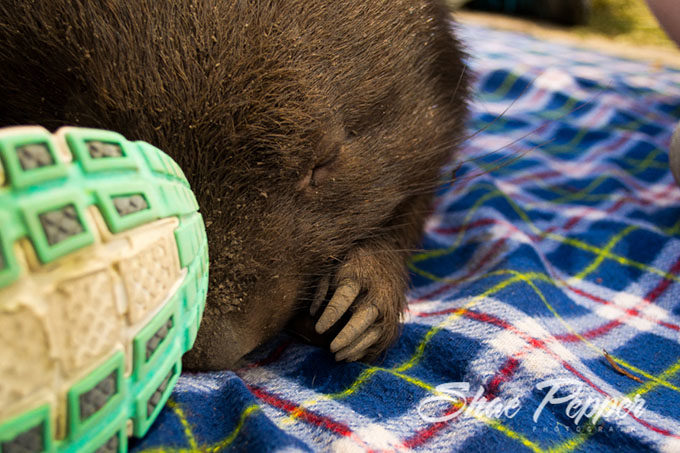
[0, 306, 53, 409]
[0, 125, 209, 452]
[0, 211, 183, 424]
[118, 233, 181, 325]
[49, 269, 123, 372]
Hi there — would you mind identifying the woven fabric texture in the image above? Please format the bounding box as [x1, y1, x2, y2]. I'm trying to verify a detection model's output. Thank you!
[131, 24, 680, 453]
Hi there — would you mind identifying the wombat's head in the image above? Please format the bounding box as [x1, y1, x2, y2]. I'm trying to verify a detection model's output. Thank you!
[0, 0, 468, 369]
[179, 0, 469, 369]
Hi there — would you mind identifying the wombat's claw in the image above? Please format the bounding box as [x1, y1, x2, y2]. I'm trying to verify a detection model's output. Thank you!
[309, 274, 330, 316]
[334, 326, 382, 362]
[329, 301, 379, 353]
[310, 242, 404, 362]
[314, 277, 385, 361]
[315, 279, 360, 333]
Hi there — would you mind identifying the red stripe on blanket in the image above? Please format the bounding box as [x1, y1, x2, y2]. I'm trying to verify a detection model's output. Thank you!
[402, 397, 475, 449]
[407, 307, 680, 448]
[421, 216, 680, 334]
[247, 384, 353, 437]
[241, 339, 294, 370]
[557, 253, 680, 341]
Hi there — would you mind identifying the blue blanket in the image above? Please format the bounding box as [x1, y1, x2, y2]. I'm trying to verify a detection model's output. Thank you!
[131, 24, 680, 452]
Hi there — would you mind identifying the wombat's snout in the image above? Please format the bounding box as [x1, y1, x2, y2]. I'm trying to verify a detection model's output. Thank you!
[183, 268, 302, 370]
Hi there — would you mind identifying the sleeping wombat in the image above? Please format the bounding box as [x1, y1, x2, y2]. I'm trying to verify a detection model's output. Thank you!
[0, 0, 469, 369]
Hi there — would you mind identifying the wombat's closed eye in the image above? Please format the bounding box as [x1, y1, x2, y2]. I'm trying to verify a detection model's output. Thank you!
[0, 0, 469, 369]
[297, 140, 342, 190]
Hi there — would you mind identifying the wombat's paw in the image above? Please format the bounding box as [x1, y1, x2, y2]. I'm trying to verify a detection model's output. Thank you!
[310, 245, 405, 362]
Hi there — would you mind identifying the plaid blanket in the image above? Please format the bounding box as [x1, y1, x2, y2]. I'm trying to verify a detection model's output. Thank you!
[131, 24, 680, 452]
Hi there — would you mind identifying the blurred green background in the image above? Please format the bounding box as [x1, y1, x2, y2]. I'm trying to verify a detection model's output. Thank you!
[450, 0, 675, 48]
[581, 0, 673, 47]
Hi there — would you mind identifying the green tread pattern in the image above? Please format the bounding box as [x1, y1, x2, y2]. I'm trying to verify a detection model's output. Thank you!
[0, 127, 210, 453]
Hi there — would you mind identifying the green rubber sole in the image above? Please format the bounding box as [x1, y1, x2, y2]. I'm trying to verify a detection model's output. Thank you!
[0, 126, 209, 453]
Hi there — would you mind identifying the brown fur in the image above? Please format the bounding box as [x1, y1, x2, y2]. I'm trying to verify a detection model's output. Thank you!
[0, 0, 469, 369]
